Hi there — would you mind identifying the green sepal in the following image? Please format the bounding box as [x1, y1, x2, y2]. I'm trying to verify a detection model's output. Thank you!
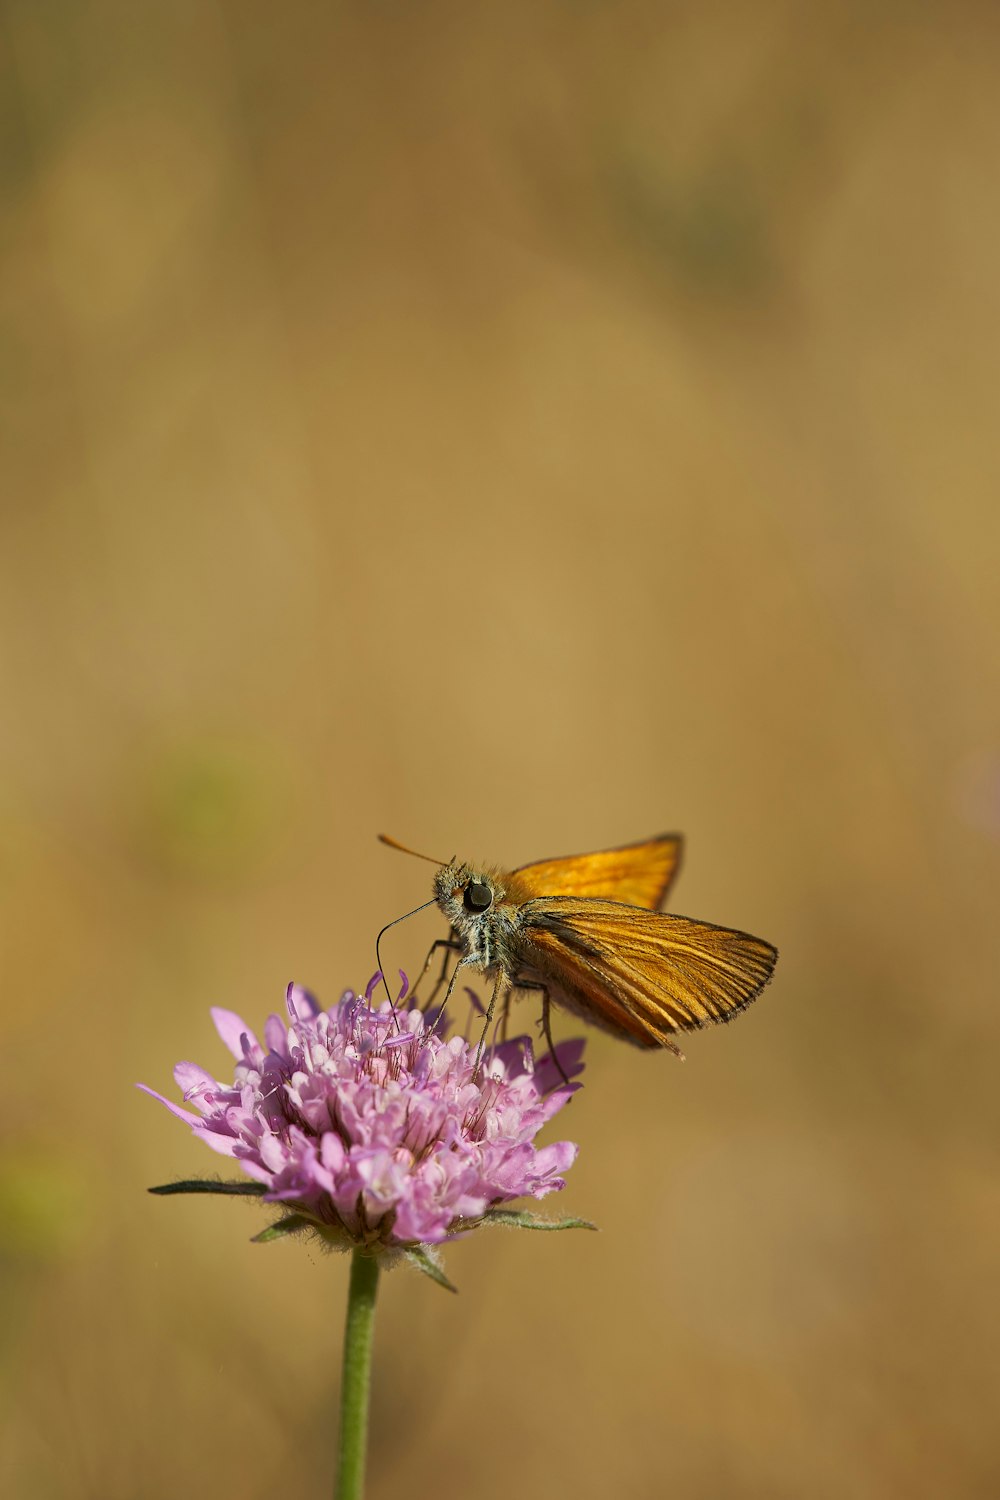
[481, 1209, 598, 1232]
[251, 1214, 314, 1243]
[148, 1179, 267, 1197]
[402, 1245, 458, 1293]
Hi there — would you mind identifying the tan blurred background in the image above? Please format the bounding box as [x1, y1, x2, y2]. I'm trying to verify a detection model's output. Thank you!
[3, 2, 999, 1496]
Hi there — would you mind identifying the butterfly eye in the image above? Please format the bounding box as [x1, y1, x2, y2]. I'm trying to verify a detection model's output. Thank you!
[463, 881, 493, 913]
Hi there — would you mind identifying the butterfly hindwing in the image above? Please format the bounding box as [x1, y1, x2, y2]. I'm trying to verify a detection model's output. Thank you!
[520, 898, 777, 1051]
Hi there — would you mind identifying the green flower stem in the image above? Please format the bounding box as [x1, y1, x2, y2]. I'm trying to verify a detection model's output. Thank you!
[336, 1248, 381, 1500]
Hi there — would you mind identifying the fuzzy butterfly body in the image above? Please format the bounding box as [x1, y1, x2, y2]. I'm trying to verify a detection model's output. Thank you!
[382, 833, 777, 1057]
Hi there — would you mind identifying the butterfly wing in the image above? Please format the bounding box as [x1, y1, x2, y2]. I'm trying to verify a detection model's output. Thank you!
[513, 835, 683, 911]
[519, 898, 777, 1053]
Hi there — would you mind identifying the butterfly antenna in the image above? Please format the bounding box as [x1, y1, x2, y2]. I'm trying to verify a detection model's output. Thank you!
[375, 899, 438, 1023]
[378, 833, 447, 866]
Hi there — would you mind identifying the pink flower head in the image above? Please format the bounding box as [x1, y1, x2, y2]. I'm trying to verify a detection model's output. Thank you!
[141, 976, 585, 1252]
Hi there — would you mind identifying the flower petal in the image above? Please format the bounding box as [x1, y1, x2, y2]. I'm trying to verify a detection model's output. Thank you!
[137, 1082, 201, 1125]
[211, 1008, 259, 1059]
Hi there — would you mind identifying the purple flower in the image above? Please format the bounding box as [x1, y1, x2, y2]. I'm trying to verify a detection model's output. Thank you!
[140, 976, 585, 1253]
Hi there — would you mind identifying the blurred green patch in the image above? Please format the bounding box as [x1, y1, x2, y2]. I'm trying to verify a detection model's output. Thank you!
[0, 1152, 92, 1265]
[131, 740, 294, 882]
[609, 151, 771, 293]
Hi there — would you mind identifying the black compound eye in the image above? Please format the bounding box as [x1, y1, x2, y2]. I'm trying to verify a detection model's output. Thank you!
[463, 881, 493, 913]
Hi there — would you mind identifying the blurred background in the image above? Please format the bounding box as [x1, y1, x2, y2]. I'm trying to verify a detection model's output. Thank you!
[3, 2, 999, 1496]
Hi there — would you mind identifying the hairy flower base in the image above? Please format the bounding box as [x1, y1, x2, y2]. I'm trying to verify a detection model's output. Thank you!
[142, 978, 586, 1256]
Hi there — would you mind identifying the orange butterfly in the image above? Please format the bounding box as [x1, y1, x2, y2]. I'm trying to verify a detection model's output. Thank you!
[378, 833, 777, 1061]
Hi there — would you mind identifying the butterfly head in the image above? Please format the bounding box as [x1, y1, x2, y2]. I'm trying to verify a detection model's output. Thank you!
[433, 862, 510, 955]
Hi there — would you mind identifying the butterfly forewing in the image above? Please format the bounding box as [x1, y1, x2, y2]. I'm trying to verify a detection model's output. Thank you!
[520, 898, 777, 1051]
[513, 834, 683, 911]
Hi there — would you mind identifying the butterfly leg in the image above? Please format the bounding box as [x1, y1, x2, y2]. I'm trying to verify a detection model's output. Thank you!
[424, 934, 463, 1009]
[410, 933, 462, 1008]
[497, 987, 512, 1043]
[508, 980, 570, 1087]
[426, 953, 473, 1041]
[472, 970, 506, 1076]
[540, 991, 572, 1087]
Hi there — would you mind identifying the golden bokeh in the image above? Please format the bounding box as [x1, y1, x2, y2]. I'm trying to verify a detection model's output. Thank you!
[3, 4, 999, 1496]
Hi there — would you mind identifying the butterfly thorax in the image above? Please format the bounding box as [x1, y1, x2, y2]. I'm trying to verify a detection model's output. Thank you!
[433, 862, 525, 977]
